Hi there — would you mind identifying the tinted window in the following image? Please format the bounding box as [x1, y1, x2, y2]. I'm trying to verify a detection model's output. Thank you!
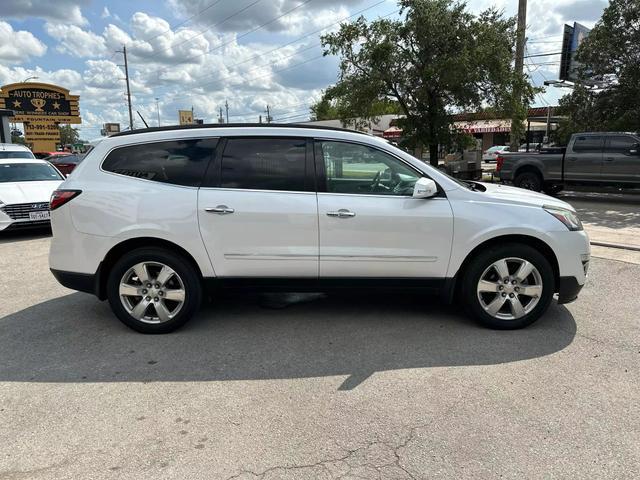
[51, 154, 84, 164]
[103, 139, 217, 187]
[605, 136, 637, 154]
[221, 138, 306, 191]
[0, 163, 63, 182]
[318, 141, 420, 196]
[573, 136, 603, 153]
[0, 151, 35, 159]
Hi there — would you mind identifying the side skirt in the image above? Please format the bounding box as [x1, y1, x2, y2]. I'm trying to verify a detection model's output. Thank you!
[204, 277, 451, 297]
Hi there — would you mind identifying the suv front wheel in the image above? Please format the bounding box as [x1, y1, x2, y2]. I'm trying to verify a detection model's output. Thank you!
[462, 243, 555, 329]
[106, 247, 202, 333]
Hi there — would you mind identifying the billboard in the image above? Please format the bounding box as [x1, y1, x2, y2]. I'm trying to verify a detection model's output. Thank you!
[559, 22, 591, 82]
[179, 110, 193, 125]
[0, 82, 81, 151]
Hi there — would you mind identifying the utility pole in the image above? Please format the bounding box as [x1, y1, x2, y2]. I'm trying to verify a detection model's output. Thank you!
[155, 97, 161, 127]
[544, 105, 551, 144]
[117, 45, 134, 131]
[265, 105, 272, 123]
[225, 100, 229, 124]
[510, 0, 527, 152]
[259, 115, 262, 124]
[218, 107, 224, 124]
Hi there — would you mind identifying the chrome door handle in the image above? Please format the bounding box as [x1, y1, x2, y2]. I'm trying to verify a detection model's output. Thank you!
[205, 205, 235, 215]
[327, 209, 356, 218]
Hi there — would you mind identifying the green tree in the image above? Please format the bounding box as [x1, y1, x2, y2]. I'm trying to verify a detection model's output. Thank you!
[321, 0, 537, 166]
[58, 124, 80, 146]
[557, 0, 640, 139]
[310, 91, 402, 126]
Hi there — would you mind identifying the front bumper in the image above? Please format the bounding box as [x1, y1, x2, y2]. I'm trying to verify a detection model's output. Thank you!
[557, 276, 584, 304]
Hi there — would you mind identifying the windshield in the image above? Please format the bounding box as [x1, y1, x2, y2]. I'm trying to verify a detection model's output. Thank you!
[0, 151, 35, 159]
[0, 163, 63, 182]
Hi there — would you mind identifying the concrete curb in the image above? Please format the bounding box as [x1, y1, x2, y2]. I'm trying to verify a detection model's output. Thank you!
[590, 240, 640, 252]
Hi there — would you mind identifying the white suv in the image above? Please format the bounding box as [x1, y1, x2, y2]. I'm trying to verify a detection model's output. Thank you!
[49, 125, 590, 333]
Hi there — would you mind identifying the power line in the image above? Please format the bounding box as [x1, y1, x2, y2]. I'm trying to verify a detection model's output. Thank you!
[524, 51, 562, 58]
[145, 1, 392, 90]
[137, 0, 226, 45]
[148, 0, 264, 59]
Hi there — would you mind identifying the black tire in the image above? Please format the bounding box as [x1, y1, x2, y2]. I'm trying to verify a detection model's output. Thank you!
[461, 243, 555, 329]
[543, 183, 564, 196]
[106, 247, 202, 333]
[514, 171, 542, 191]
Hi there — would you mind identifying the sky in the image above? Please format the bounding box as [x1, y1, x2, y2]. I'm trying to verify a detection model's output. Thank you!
[0, 0, 608, 140]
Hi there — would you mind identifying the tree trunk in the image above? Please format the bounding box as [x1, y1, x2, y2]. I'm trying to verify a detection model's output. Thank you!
[429, 143, 439, 167]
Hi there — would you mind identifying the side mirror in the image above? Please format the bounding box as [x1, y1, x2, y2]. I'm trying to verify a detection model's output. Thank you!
[413, 177, 438, 198]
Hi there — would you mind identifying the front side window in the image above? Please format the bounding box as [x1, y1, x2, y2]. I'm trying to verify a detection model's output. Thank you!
[573, 136, 603, 153]
[605, 136, 637, 154]
[0, 163, 63, 182]
[220, 138, 307, 191]
[317, 141, 420, 195]
[102, 139, 217, 187]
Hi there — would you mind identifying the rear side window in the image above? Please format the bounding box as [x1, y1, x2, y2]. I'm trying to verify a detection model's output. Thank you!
[572, 136, 603, 153]
[102, 139, 217, 187]
[604, 136, 637, 154]
[220, 138, 307, 191]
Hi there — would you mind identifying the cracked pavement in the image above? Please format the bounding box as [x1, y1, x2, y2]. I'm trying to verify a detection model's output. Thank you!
[0, 232, 638, 479]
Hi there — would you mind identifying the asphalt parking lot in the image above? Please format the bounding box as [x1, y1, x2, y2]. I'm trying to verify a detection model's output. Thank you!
[1, 229, 639, 479]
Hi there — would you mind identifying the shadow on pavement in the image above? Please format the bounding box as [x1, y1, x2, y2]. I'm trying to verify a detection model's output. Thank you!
[0, 292, 577, 390]
[0, 226, 52, 244]
[560, 192, 640, 231]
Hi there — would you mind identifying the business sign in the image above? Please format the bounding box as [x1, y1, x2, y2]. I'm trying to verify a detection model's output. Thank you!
[104, 123, 120, 133]
[0, 82, 80, 123]
[179, 110, 193, 125]
[23, 121, 61, 142]
[0, 82, 81, 151]
[559, 22, 591, 82]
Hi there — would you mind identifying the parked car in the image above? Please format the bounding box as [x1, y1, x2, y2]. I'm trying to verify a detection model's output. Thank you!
[497, 132, 640, 193]
[482, 145, 510, 162]
[49, 124, 590, 333]
[33, 151, 68, 160]
[0, 143, 37, 159]
[0, 155, 65, 231]
[45, 153, 85, 176]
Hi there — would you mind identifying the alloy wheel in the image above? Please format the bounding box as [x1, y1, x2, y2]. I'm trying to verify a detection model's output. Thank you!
[476, 257, 543, 320]
[119, 261, 186, 324]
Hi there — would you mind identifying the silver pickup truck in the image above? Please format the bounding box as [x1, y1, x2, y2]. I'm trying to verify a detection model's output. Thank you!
[496, 132, 640, 193]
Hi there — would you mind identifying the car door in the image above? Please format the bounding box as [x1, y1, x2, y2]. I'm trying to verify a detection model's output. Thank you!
[564, 135, 603, 182]
[601, 135, 640, 185]
[315, 140, 454, 278]
[198, 137, 319, 278]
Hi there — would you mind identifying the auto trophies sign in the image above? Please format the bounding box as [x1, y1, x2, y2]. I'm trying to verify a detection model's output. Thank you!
[0, 82, 81, 152]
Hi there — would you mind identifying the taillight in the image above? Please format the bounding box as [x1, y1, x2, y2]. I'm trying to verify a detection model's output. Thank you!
[496, 155, 504, 172]
[50, 189, 82, 210]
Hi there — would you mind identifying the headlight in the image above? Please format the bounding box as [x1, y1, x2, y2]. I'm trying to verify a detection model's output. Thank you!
[543, 205, 583, 231]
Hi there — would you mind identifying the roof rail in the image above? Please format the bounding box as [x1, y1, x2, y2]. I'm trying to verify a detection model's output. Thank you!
[109, 122, 370, 138]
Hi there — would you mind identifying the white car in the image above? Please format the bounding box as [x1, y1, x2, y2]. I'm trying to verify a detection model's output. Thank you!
[49, 125, 590, 333]
[0, 144, 64, 231]
[483, 145, 510, 162]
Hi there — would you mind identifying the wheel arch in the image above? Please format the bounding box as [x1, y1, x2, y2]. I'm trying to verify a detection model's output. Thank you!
[449, 234, 560, 301]
[96, 237, 204, 300]
[514, 164, 543, 181]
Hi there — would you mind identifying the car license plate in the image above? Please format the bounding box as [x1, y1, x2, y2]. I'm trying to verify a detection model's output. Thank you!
[29, 211, 50, 221]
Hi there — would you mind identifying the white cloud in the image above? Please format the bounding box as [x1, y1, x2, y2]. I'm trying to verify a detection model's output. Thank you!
[0, 21, 47, 64]
[1, 0, 89, 25]
[44, 23, 107, 58]
[101, 7, 111, 19]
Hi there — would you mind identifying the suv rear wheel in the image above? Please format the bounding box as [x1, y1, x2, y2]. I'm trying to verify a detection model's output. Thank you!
[106, 247, 202, 333]
[461, 243, 555, 329]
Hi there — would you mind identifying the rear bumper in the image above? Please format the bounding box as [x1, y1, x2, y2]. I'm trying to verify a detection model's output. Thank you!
[50, 268, 98, 296]
[557, 276, 584, 304]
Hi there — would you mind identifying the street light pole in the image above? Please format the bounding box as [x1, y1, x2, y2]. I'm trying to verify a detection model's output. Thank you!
[155, 98, 161, 127]
[21, 76, 39, 83]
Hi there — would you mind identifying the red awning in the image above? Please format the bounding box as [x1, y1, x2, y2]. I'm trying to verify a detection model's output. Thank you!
[383, 126, 403, 139]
